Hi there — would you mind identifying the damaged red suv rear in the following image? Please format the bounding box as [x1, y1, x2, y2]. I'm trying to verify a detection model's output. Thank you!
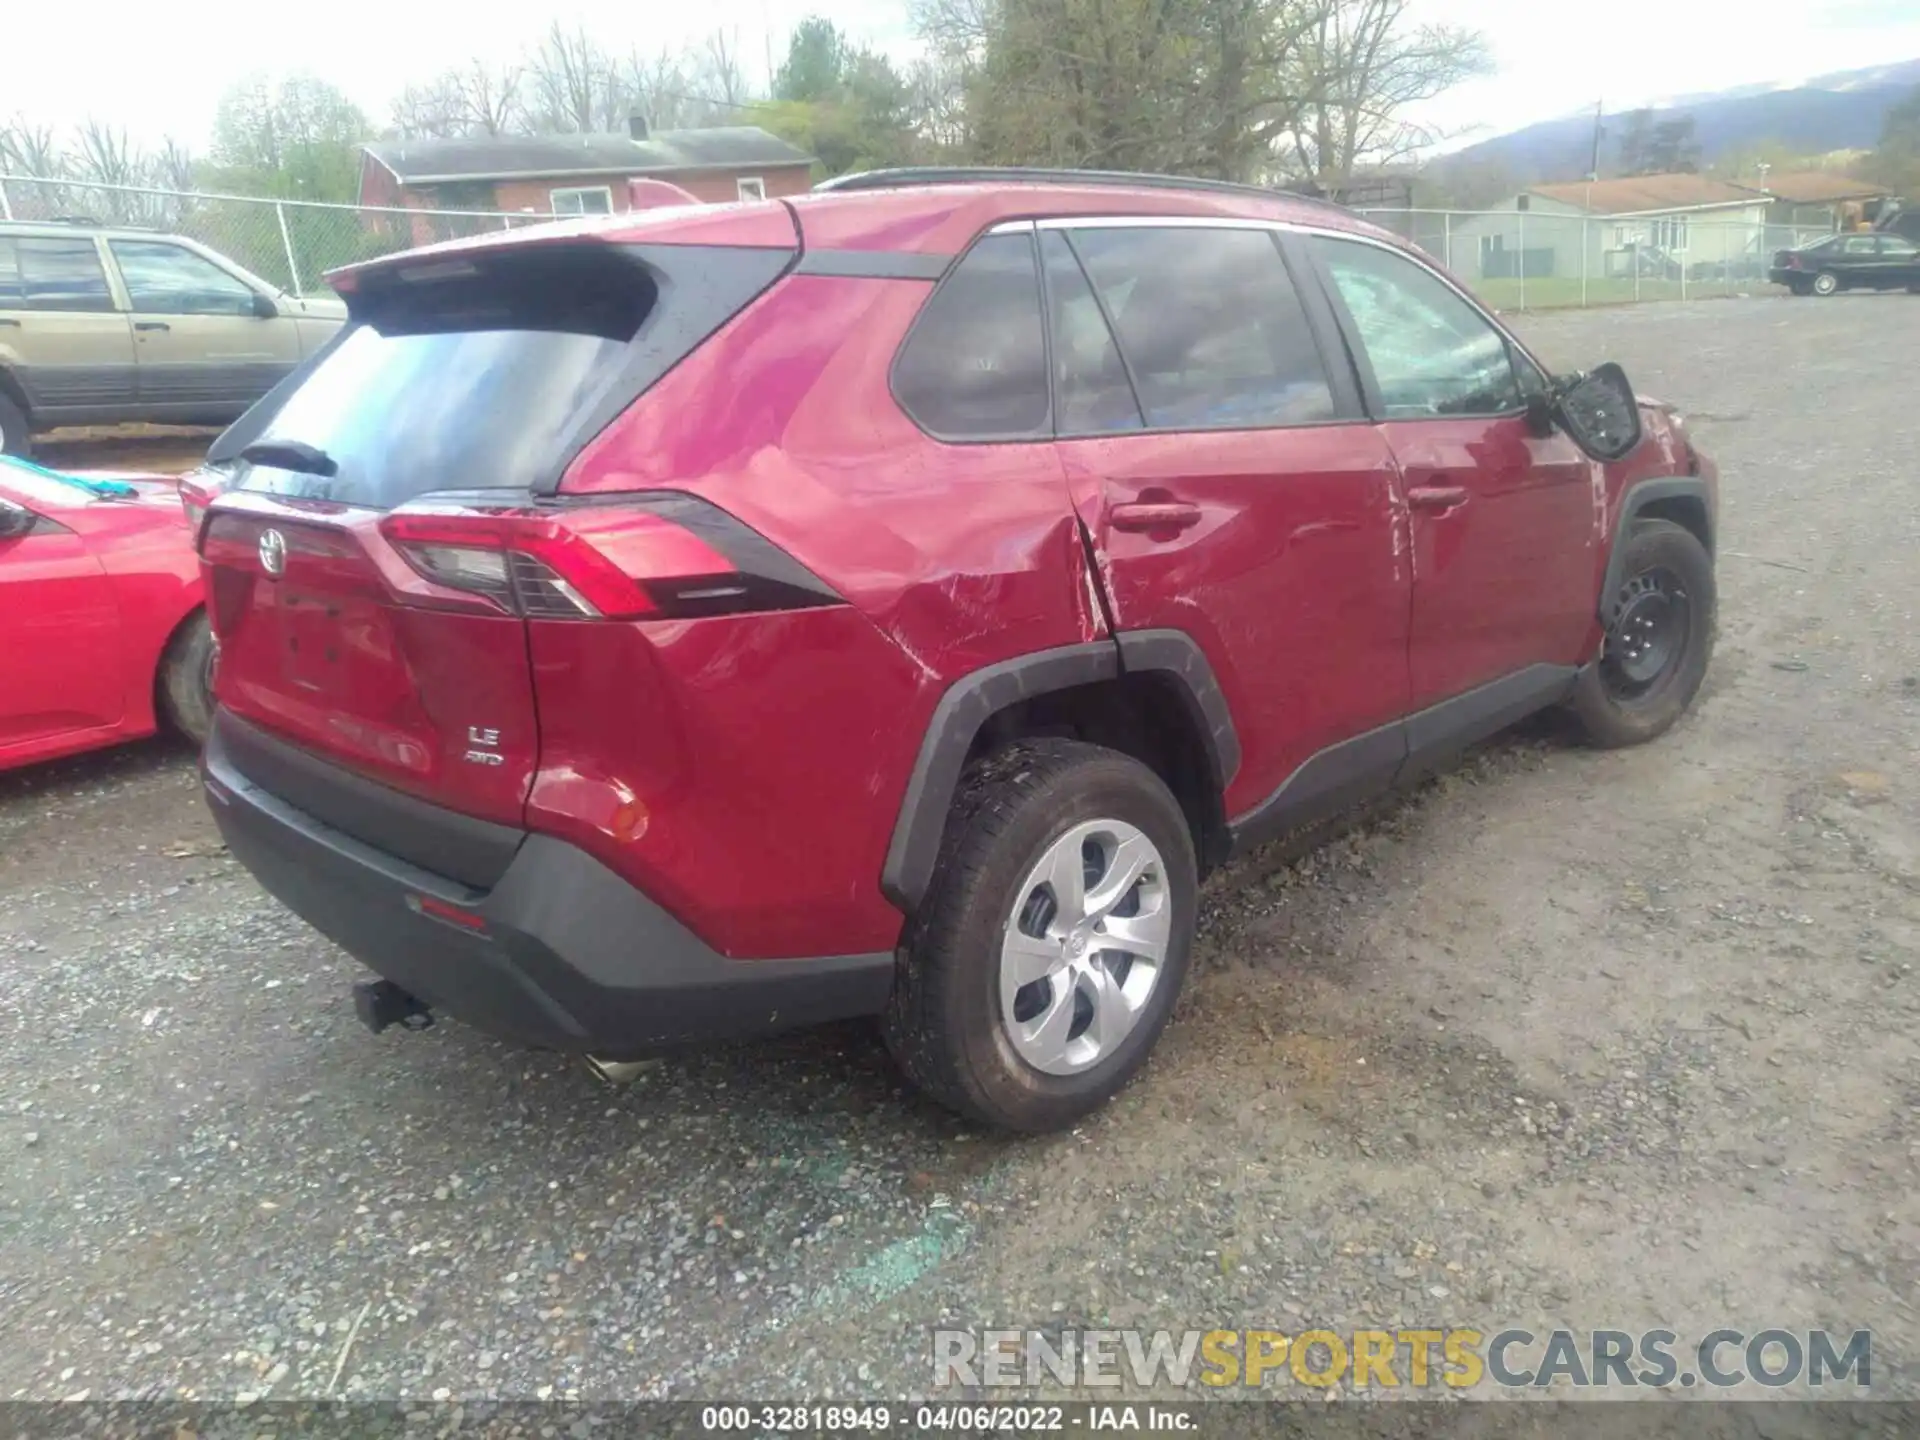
[196, 170, 1718, 1132]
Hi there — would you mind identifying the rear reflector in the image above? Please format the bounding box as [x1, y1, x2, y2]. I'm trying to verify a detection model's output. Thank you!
[376, 495, 840, 621]
[407, 893, 488, 931]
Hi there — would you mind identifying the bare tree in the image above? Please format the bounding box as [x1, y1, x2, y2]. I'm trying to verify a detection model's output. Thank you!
[392, 61, 526, 138]
[155, 137, 197, 193]
[695, 29, 751, 114]
[451, 60, 525, 135]
[0, 116, 64, 177]
[391, 78, 466, 139]
[527, 22, 614, 133]
[623, 49, 700, 131]
[1277, 0, 1489, 185]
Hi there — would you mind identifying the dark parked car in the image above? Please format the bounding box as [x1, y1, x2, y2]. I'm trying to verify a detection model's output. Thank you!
[191, 167, 1720, 1133]
[1769, 232, 1920, 295]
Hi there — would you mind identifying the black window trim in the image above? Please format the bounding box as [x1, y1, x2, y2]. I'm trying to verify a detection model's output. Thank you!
[1297, 227, 1535, 425]
[890, 214, 1370, 446]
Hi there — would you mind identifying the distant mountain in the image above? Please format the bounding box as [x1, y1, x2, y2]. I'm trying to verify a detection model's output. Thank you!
[1433, 60, 1920, 184]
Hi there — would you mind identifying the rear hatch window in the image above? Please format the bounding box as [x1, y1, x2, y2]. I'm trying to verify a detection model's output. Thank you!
[229, 240, 793, 506]
[201, 238, 793, 842]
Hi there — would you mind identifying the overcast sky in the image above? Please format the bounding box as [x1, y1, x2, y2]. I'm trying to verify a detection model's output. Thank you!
[8, 0, 1920, 157]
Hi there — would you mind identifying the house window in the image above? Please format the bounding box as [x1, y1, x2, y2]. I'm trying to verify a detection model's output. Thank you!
[736, 176, 766, 202]
[1649, 216, 1689, 251]
[550, 186, 614, 216]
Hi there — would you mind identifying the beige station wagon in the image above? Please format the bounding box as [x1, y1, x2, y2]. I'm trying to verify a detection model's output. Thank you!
[0, 220, 346, 455]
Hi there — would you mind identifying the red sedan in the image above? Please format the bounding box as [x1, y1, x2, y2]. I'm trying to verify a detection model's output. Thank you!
[0, 456, 211, 770]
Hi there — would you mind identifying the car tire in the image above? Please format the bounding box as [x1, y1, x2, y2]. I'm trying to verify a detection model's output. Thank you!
[0, 390, 29, 457]
[882, 738, 1198, 1133]
[1811, 271, 1840, 296]
[1571, 518, 1715, 749]
[157, 610, 216, 747]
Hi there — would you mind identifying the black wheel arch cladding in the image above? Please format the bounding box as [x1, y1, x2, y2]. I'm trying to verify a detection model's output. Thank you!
[1600, 476, 1714, 621]
[881, 632, 1239, 915]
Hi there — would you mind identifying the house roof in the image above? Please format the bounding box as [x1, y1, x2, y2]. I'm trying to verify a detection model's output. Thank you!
[1748, 171, 1889, 205]
[1527, 174, 1763, 215]
[363, 126, 813, 185]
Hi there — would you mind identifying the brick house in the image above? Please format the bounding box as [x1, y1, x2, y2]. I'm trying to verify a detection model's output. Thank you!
[358, 121, 815, 243]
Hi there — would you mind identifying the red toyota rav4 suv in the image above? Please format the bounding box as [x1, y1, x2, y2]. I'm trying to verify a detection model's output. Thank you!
[193, 169, 1717, 1132]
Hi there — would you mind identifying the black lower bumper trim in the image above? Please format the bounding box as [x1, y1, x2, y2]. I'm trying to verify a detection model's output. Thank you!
[204, 716, 896, 1057]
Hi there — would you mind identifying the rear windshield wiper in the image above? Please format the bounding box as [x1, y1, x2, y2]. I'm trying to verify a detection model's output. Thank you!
[239, 440, 339, 478]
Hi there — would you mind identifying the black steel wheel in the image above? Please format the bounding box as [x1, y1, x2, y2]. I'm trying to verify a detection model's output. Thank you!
[1570, 518, 1715, 748]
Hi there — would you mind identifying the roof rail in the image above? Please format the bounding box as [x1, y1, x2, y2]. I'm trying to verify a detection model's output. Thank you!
[814, 166, 1351, 214]
[0, 213, 105, 228]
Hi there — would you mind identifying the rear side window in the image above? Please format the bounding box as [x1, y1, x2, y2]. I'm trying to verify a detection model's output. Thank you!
[0, 241, 21, 306]
[893, 232, 1049, 440]
[15, 237, 115, 313]
[1069, 226, 1337, 430]
[231, 242, 786, 508]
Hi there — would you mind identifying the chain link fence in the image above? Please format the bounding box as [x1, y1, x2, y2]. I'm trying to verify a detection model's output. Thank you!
[0, 175, 538, 297]
[1350, 206, 1838, 310]
[3, 178, 1843, 312]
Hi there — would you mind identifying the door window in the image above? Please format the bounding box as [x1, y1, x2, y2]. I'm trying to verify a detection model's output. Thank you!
[1840, 235, 1878, 255]
[1876, 235, 1919, 257]
[109, 240, 261, 317]
[1312, 236, 1521, 419]
[893, 232, 1050, 440]
[1039, 231, 1142, 435]
[1068, 226, 1337, 430]
[13, 237, 115, 313]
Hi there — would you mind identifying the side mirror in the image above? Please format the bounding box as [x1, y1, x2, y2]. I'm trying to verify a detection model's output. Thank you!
[251, 292, 280, 320]
[0, 498, 40, 540]
[1552, 362, 1642, 462]
[1522, 390, 1555, 438]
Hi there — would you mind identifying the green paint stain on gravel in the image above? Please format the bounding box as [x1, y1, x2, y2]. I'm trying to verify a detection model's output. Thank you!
[819, 1218, 973, 1307]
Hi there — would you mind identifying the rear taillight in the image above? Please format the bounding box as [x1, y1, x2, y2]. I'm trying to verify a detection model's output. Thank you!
[377, 495, 839, 621]
[180, 469, 230, 545]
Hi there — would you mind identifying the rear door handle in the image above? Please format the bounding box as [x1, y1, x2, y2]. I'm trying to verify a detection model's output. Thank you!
[1110, 500, 1202, 533]
[134, 321, 171, 333]
[1407, 484, 1469, 512]
[0, 318, 20, 328]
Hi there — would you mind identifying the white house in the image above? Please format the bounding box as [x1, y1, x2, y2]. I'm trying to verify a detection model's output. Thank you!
[1443, 174, 1776, 284]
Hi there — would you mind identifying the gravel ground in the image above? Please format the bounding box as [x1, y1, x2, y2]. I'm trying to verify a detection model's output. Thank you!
[34, 426, 214, 476]
[2, 295, 1916, 1409]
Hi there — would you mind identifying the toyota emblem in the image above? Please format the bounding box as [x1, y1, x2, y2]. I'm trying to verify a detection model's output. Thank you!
[258, 528, 287, 578]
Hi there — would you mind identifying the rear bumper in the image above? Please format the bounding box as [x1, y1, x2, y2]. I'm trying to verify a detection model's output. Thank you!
[203, 712, 895, 1057]
[1768, 269, 1801, 285]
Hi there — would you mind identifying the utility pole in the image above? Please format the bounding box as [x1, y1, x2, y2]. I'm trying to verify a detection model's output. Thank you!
[763, 0, 776, 95]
